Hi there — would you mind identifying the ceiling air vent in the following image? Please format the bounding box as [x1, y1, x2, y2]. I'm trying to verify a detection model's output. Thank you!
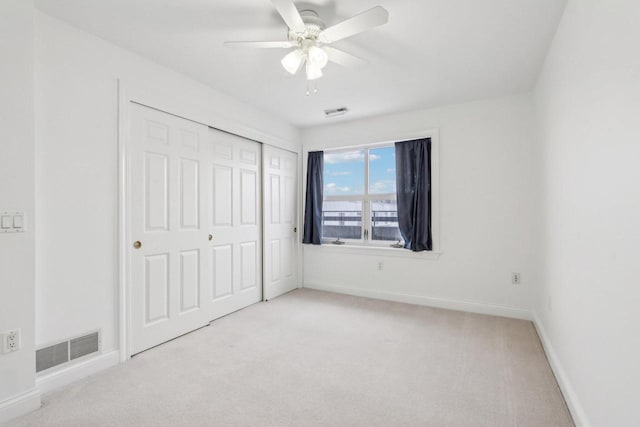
[324, 107, 348, 118]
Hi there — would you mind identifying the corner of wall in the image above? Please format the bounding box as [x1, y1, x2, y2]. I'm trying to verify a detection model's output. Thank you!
[532, 313, 590, 427]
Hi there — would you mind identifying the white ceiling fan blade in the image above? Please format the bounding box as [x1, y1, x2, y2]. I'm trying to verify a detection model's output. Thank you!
[271, 0, 306, 34]
[224, 41, 298, 49]
[319, 6, 389, 44]
[324, 47, 368, 69]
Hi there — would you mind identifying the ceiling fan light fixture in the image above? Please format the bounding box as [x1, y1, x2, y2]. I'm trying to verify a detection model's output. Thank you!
[305, 61, 323, 80]
[307, 46, 328, 69]
[225, 1, 389, 87]
[281, 49, 305, 74]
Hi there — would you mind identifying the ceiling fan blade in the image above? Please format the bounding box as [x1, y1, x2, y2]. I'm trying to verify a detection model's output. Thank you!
[224, 41, 298, 49]
[319, 6, 389, 44]
[324, 47, 368, 69]
[271, 0, 306, 34]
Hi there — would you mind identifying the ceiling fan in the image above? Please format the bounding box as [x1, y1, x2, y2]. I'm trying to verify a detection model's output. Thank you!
[224, 0, 389, 83]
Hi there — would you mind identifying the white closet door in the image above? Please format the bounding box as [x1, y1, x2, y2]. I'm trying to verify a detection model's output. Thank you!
[263, 145, 298, 300]
[208, 129, 262, 319]
[130, 103, 210, 354]
[129, 105, 263, 355]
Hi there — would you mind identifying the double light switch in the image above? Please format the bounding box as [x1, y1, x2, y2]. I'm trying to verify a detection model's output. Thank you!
[1, 212, 25, 233]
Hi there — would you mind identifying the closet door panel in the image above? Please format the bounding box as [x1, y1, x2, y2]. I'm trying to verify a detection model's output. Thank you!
[263, 145, 298, 300]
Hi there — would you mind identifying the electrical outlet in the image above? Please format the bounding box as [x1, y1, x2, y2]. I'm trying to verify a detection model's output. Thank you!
[2, 329, 21, 353]
[377, 261, 384, 271]
[511, 273, 521, 285]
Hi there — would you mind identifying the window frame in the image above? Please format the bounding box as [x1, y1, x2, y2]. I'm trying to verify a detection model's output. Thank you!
[303, 129, 440, 259]
[322, 143, 401, 247]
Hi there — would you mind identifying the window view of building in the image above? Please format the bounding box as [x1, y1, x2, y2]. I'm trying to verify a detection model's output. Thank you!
[322, 146, 401, 244]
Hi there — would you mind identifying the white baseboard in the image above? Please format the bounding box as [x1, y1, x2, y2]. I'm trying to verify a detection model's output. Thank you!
[532, 313, 591, 427]
[303, 282, 533, 320]
[36, 350, 119, 395]
[0, 388, 41, 424]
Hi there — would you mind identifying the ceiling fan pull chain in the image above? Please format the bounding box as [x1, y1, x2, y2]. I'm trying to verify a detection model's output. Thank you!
[305, 81, 318, 96]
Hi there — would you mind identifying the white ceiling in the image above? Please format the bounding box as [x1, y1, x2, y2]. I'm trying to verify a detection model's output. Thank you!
[34, 0, 567, 128]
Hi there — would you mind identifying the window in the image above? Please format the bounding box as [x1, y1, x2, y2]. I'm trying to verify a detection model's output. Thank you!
[322, 145, 402, 246]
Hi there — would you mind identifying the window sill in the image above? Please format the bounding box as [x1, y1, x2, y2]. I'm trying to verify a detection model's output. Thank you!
[303, 243, 442, 260]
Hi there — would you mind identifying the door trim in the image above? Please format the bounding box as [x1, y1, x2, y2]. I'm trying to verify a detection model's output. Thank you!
[117, 80, 301, 362]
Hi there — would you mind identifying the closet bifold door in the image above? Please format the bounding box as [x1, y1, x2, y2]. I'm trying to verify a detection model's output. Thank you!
[207, 128, 263, 321]
[263, 145, 298, 300]
[129, 104, 210, 355]
[129, 103, 263, 355]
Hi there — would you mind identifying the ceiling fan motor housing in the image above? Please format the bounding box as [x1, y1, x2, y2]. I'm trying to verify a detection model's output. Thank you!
[288, 10, 326, 41]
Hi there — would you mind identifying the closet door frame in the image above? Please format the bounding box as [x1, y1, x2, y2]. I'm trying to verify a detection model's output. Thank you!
[117, 80, 302, 362]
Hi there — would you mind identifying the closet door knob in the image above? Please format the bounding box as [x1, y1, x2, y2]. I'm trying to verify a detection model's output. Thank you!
[208, 234, 213, 241]
[133, 241, 142, 249]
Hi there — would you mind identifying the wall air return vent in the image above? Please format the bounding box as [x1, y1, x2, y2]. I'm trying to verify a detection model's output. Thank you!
[324, 107, 348, 118]
[36, 331, 101, 373]
[36, 342, 68, 373]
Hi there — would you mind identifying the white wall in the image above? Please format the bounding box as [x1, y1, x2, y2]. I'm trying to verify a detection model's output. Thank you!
[533, 0, 640, 425]
[301, 94, 538, 316]
[34, 12, 300, 356]
[0, 0, 40, 419]
[19, 3, 640, 426]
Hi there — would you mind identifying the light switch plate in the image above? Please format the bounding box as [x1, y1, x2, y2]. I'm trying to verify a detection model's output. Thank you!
[0, 212, 25, 233]
[1, 216, 11, 229]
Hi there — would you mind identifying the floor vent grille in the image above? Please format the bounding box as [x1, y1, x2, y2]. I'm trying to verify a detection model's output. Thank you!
[36, 331, 100, 373]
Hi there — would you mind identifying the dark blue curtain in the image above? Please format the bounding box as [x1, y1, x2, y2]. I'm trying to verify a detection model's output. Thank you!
[303, 151, 324, 244]
[395, 138, 432, 251]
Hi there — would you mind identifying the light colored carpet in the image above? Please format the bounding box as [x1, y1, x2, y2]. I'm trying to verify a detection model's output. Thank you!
[7, 289, 573, 427]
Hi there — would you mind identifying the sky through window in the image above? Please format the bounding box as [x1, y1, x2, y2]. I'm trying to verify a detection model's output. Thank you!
[323, 147, 396, 196]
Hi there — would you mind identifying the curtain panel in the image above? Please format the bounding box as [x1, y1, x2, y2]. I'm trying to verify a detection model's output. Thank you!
[395, 138, 432, 251]
[303, 151, 324, 244]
